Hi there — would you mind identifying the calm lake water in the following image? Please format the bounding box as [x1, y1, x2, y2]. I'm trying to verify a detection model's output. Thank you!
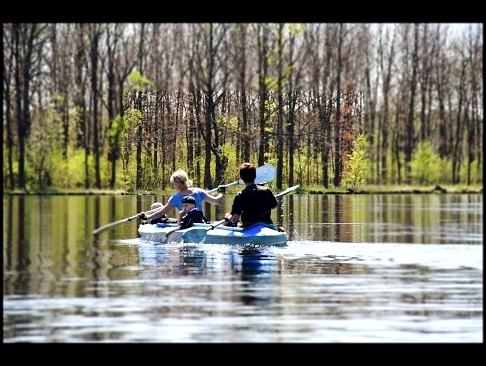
[3, 193, 483, 343]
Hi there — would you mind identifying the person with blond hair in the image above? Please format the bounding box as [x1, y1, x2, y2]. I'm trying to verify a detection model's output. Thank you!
[144, 169, 225, 223]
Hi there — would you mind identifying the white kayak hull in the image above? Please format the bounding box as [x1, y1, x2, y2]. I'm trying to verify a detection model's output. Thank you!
[138, 222, 287, 246]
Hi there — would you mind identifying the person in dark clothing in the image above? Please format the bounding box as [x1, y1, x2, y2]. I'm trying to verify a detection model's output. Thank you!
[223, 163, 278, 228]
[178, 195, 208, 229]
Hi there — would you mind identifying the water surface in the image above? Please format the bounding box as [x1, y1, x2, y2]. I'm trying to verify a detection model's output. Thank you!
[3, 193, 483, 343]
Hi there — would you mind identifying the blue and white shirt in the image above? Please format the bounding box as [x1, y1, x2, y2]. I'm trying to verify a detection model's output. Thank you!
[167, 188, 206, 211]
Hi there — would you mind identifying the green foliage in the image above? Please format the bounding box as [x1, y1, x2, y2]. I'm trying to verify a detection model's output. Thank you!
[121, 158, 137, 192]
[3, 145, 18, 186]
[264, 154, 277, 169]
[120, 108, 143, 190]
[47, 147, 109, 189]
[264, 98, 278, 118]
[410, 141, 446, 185]
[127, 70, 155, 90]
[109, 115, 127, 150]
[266, 76, 279, 91]
[218, 115, 239, 133]
[342, 134, 369, 189]
[50, 148, 76, 188]
[288, 23, 307, 36]
[141, 152, 160, 190]
[27, 104, 64, 189]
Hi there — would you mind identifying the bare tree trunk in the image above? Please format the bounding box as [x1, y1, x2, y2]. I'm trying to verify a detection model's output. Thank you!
[13, 24, 45, 189]
[419, 24, 433, 143]
[276, 24, 284, 190]
[256, 24, 270, 167]
[393, 106, 402, 184]
[186, 91, 195, 176]
[240, 91, 250, 162]
[284, 24, 306, 188]
[320, 93, 332, 189]
[135, 91, 143, 189]
[333, 25, 344, 187]
[193, 89, 203, 188]
[3, 24, 16, 189]
[379, 26, 395, 185]
[136, 24, 146, 190]
[236, 25, 251, 162]
[204, 93, 214, 189]
[88, 24, 102, 188]
[105, 24, 122, 189]
[287, 91, 297, 188]
[452, 60, 467, 184]
[404, 24, 419, 184]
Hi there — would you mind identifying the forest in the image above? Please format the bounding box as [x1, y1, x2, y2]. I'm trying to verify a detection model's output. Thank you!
[2, 23, 483, 193]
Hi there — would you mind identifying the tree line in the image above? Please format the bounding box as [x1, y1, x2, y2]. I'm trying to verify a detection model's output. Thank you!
[3, 23, 483, 192]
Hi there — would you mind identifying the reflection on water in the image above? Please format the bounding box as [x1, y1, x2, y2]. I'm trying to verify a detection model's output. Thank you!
[3, 194, 483, 343]
[289, 194, 483, 244]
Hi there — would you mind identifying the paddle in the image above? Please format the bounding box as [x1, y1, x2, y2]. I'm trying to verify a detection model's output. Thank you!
[207, 219, 228, 230]
[93, 208, 176, 235]
[275, 184, 300, 199]
[254, 184, 301, 219]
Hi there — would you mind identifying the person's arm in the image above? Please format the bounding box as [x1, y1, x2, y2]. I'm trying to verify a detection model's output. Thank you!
[151, 202, 163, 210]
[204, 191, 224, 205]
[177, 210, 185, 225]
[224, 212, 240, 225]
[146, 202, 173, 221]
[223, 194, 241, 225]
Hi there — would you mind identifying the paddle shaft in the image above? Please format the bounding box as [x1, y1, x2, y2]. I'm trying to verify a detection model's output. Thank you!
[165, 226, 181, 238]
[207, 181, 239, 194]
[209, 219, 227, 230]
[257, 184, 300, 219]
[166, 217, 228, 238]
[93, 207, 160, 235]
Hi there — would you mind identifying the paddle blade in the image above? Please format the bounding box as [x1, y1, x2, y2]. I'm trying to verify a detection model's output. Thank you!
[275, 184, 300, 198]
[208, 165, 277, 194]
[93, 218, 128, 235]
[253, 165, 277, 184]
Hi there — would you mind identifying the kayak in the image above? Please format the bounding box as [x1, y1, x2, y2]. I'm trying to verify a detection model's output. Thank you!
[136, 184, 299, 246]
[138, 222, 288, 246]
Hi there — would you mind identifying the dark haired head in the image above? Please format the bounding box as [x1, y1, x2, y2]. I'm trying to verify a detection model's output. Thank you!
[182, 195, 196, 205]
[239, 162, 256, 183]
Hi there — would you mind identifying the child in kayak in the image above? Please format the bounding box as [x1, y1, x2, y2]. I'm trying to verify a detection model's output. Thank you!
[178, 195, 209, 229]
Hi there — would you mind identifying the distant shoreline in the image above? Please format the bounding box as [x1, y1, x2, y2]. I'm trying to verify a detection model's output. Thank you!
[3, 184, 482, 196]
